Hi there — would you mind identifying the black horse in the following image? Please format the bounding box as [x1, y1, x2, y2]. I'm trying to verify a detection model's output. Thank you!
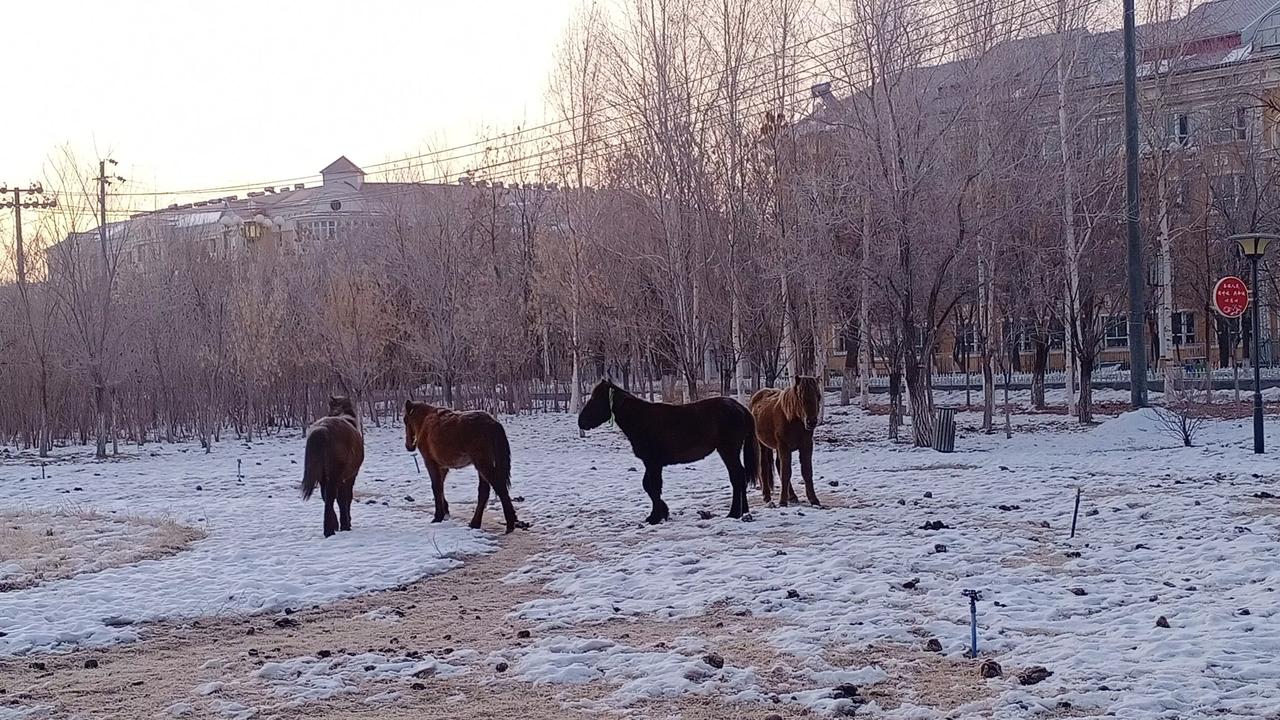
[578, 380, 757, 524]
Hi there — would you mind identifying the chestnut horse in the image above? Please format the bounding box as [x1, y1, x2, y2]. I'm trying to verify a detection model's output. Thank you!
[751, 376, 824, 507]
[404, 400, 519, 534]
[578, 380, 757, 524]
[301, 396, 365, 537]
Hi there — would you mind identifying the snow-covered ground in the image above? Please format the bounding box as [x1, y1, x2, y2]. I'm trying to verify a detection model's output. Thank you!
[2, 402, 1279, 718]
[0, 430, 494, 653]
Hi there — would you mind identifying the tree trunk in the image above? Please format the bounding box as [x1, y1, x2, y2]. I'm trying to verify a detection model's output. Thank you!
[1031, 337, 1049, 410]
[94, 381, 109, 460]
[906, 361, 935, 447]
[1077, 354, 1094, 424]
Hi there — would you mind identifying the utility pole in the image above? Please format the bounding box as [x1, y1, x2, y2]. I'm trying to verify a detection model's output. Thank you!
[91, 158, 126, 460]
[1123, 0, 1149, 407]
[0, 183, 59, 287]
[2, 183, 59, 456]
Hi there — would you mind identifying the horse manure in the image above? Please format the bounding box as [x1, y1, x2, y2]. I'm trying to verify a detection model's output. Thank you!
[920, 520, 950, 531]
[283, 608, 295, 615]
[1156, 616, 1171, 628]
[495, 661, 509, 673]
[1017, 666, 1053, 685]
[443, 634, 451, 640]
[411, 682, 426, 690]
[741, 513, 755, 522]
[83, 659, 99, 669]
[765, 715, 784, 720]
[273, 617, 299, 628]
[697, 510, 715, 520]
[516, 630, 531, 639]
[923, 491, 933, 498]
[195, 485, 203, 491]
[1239, 608, 1252, 616]
[245, 627, 256, 636]
[925, 639, 943, 652]
[513, 496, 525, 502]
[934, 544, 948, 554]
[828, 480, 839, 487]
[997, 504, 1020, 511]
[363, 664, 376, 672]
[1068, 587, 1087, 596]
[978, 659, 1003, 678]
[404, 495, 415, 502]
[28, 662, 46, 671]
[901, 578, 920, 590]
[897, 499, 906, 506]
[702, 653, 725, 669]
[316, 650, 331, 658]
[832, 683, 860, 699]
[628, 467, 637, 472]
[786, 589, 801, 600]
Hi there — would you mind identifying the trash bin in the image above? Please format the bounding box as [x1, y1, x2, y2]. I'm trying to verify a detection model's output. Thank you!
[933, 408, 956, 453]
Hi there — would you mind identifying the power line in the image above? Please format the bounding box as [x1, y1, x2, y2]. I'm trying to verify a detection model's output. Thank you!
[103, 0, 1052, 202]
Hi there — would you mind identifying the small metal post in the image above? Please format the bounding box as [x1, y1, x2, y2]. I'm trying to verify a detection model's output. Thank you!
[962, 589, 982, 658]
[237, 459, 243, 480]
[40, 462, 46, 480]
[413, 455, 420, 474]
[1070, 487, 1082, 539]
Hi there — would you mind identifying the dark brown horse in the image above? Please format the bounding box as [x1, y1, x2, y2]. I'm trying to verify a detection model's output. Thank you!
[578, 380, 757, 524]
[404, 400, 519, 534]
[751, 376, 824, 507]
[301, 395, 365, 537]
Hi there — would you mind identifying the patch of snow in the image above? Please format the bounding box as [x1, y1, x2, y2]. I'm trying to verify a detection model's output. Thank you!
[0, 430, 496, 654]
[252, 651, 463, 704]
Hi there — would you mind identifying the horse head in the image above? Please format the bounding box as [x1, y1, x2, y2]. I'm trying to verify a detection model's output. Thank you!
[792, 376, 824, 431]
[403, 399, 422, 451]
[329, 395, 357, 419]
[577, 379, 615, 431]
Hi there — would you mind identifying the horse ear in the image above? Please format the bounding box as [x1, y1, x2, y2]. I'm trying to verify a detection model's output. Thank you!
[404, 399, 413, 411]
[793, 375, 801, 385]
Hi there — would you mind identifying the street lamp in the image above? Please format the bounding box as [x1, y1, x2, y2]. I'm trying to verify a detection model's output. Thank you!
[1229, 233, 1278, 453]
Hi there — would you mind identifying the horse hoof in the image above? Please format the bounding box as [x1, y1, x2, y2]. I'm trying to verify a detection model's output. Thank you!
[645, 516, 662, 525]
[469, 521, 482, 530]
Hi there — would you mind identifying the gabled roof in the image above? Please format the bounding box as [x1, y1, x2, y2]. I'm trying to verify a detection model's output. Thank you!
[320, 156, 364, 176]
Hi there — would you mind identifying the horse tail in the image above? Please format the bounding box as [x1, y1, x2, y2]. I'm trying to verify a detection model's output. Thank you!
[742, 407, 759, 487]
[493, 423, 513, 489]
[301, 429, 327, 501]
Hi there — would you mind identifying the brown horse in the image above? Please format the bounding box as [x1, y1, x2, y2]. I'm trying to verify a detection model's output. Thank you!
[578, 380, 757, 524]
[404, 400, 519, 534]
[751, 376, 824, 507]
[301, 395, 365, 537]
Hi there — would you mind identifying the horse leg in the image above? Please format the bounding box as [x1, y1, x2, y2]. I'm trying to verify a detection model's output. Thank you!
[425, 459, 450, 523]
[641, 464, 669, 524]
[718, 447, 748, 519]
[778, 450, 795, 507]
[759, 445, 775, 504]
[338, 478, 354, 531]
[321, 483, 338, 538]
[800, 434, 821, 507]
[469, 474, 491, 530]
[489, 473, 519, 534]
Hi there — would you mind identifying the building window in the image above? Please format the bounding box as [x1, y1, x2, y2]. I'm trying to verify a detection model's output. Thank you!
[1211, 107, 1249, 144]
[1254, 13, 1280, 49]
[1211, 173, 1243, 208]
[1172, 311, 1196, 346]
[309, 220, 337, 241]
[1105, 316, 1129, 348]
[1170, 112, 1192, 146]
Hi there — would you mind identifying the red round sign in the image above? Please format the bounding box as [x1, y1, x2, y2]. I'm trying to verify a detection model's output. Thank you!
[1213, 276, 1250, 318]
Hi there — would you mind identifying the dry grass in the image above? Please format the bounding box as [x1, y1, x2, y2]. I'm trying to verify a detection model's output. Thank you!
[0, 508, 204, 592]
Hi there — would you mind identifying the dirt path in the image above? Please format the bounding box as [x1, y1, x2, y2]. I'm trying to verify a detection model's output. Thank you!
[0, 531, 798, 720]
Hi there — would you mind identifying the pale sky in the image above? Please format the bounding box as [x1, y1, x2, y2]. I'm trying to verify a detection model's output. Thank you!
[3, 0, 576, 209]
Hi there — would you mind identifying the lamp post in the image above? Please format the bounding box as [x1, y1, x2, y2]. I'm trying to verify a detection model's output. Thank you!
[1229, 233, 1277, 454]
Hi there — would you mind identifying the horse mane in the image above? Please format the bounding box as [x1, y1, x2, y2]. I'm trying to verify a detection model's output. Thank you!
[778, 385, 804, 422]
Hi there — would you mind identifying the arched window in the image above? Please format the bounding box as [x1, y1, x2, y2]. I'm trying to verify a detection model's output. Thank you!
[1253, 12, 1280, 49]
